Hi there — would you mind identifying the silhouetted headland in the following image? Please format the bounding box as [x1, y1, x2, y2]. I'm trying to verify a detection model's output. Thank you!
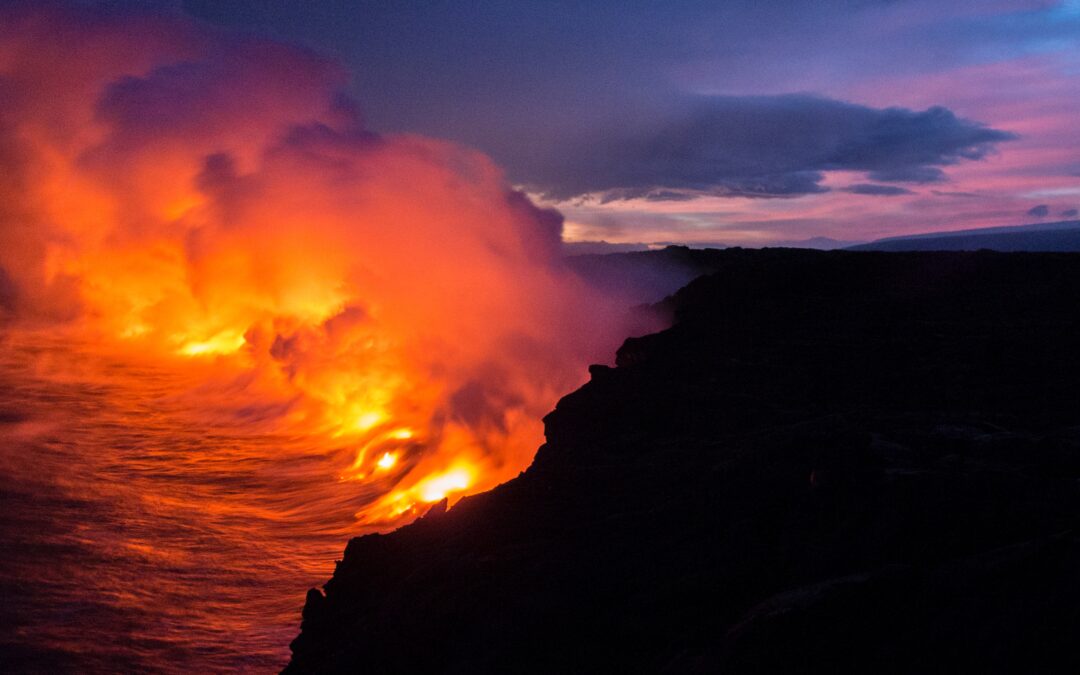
[287, 249, 1080, 673]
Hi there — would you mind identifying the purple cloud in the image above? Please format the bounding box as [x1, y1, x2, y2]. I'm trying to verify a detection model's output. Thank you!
[844, 184, 917, 196]
[514, 95, 1014, 201]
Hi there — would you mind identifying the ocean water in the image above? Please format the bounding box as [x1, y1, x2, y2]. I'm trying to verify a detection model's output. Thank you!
[0, 335, 375, 672]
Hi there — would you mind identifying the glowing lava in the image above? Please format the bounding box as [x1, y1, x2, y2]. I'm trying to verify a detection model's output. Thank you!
[0, 4, 650, 531]
[418, 469, 473, 503]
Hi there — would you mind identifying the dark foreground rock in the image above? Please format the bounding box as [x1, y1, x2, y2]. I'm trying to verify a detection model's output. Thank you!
[287, 249, 1080, 674]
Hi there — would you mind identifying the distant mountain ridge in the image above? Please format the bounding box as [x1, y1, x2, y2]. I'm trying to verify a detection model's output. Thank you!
[851, 219, 1080, 251]
[563, 236, 862, 255]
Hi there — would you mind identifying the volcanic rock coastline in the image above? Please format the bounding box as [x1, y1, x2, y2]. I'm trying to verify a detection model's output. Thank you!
[287, 249, 1080, 674]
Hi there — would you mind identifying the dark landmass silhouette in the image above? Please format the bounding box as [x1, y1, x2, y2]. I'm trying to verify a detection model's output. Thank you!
[562, 241, 654, 255]
[851, 219, 1080, 251]
[288, 249, 1080, 674]
[562, 236, 861, 258]
[565, 245, 728, 303]
[771, 235, 864, 250]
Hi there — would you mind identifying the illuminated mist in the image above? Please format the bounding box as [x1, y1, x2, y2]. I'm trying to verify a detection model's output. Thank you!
[0, 5, 649, 527]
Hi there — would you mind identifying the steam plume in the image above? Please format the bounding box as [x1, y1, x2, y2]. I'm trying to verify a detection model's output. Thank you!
[0, 3, 647, 525]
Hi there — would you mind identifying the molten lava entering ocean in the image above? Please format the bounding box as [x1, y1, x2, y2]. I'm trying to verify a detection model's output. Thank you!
[0, 4, 648, 528]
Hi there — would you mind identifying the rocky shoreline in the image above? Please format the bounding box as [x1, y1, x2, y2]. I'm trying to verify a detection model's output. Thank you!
[287, 249, 1080, 673]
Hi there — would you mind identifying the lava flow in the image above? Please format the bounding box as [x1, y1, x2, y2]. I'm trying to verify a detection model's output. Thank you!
[0, 4, 646, 528]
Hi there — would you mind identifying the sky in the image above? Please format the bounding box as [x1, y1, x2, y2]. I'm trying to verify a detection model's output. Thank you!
[49, 1, 1080, 245]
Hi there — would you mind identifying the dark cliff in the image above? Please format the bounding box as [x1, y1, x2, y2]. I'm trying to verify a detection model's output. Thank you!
[287, 249, 1080, 674]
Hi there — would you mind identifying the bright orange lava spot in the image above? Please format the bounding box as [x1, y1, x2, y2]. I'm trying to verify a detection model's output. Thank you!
[354, 413, 383, 432]
[178, 332, 247, 357]
[376, 452, 397, 470]
[418, 468, 472, 502]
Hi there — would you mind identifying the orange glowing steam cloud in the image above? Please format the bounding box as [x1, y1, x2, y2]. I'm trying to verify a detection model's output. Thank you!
[0, 4, 650, 526]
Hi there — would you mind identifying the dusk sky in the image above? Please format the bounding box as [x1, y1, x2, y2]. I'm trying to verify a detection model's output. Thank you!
[90, 0, 1080, 246]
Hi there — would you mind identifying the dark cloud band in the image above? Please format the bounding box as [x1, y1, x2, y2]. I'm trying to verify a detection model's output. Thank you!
[843, 184, 916, 196]
[512, 95, 1015, 201]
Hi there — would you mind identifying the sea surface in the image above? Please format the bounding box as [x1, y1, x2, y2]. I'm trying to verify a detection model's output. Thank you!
[0, 334, 374, 672]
